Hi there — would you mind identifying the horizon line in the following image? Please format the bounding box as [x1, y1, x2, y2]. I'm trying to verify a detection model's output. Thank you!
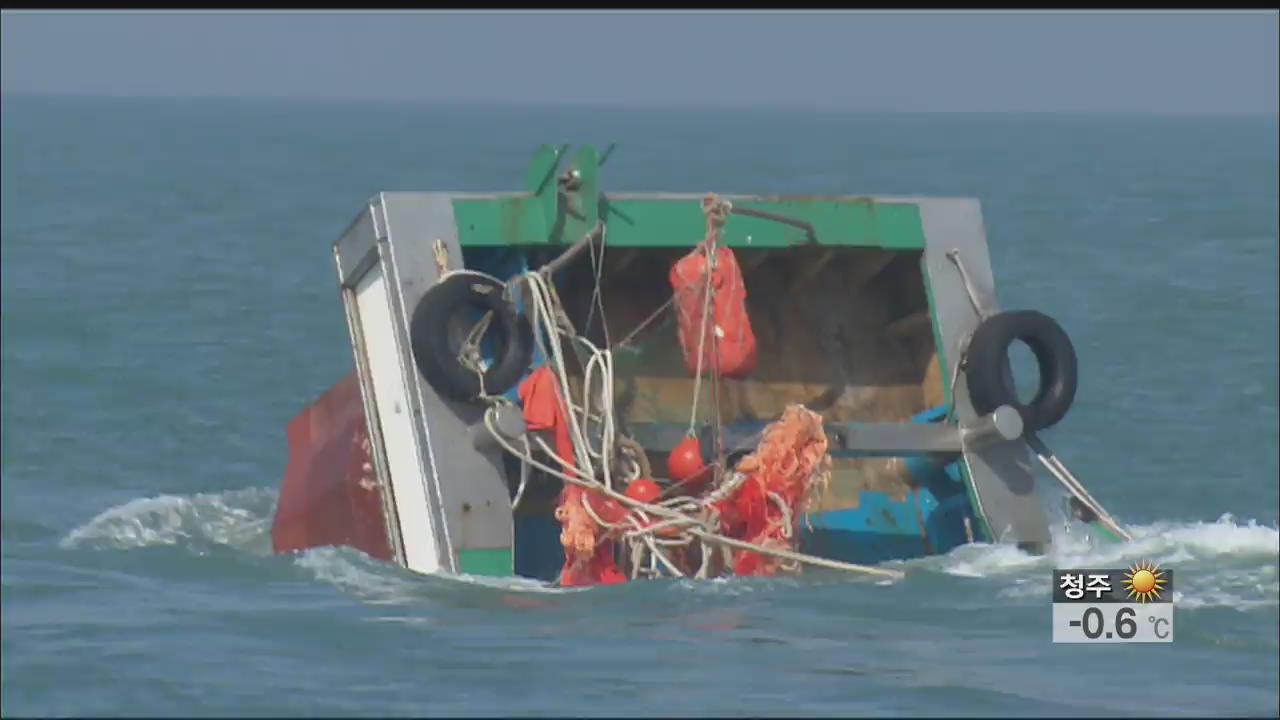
[2, 90, 1277, 120]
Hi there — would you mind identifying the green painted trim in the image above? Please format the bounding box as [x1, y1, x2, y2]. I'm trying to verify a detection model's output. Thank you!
[573, 146, 600, 229]
[453, 196, 550, 246]
[524, 144, 562, 196]
[1087, 521, 1125, 544]
[451, 196, 926, 249]
[458, 547, 513, 577]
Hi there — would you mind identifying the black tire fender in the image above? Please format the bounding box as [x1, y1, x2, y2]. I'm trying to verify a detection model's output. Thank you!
[963, 310, 1078, 432]
[409, 274, 534, 402]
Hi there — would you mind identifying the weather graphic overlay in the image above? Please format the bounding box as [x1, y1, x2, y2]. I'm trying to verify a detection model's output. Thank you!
[1052, 560, 1174, 643]
[1122, 559, 1169, 603]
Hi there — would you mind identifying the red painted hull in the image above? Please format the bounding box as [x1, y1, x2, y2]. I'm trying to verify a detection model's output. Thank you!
[271, 370, 395, 561]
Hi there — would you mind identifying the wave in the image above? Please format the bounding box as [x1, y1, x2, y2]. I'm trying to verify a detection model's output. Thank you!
[59, 489, 1278, 610]
[58, 487, 577, 600]
[926, 513, 1278, 610]
[58, 486, 276, 554]
[294, 545, 579, 610]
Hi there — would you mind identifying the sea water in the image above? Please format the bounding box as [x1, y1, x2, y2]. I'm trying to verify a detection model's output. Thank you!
[2, 96, 1277, 716]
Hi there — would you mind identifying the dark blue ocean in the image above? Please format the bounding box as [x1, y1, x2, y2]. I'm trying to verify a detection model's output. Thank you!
[2, 95, 1277, 717]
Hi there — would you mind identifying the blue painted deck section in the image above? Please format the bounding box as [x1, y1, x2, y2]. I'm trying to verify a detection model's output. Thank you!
[799, 404, 982, 565]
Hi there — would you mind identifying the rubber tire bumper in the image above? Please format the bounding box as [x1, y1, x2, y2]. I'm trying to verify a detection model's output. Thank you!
[409, 274, 534, 402]
[963, 310, 1077, 432]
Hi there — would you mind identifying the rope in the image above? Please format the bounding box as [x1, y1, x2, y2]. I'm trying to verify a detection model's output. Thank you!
[584, 224, 611, 348]
[945, 249, 990, 321]
[481, 404, 904, 580]
[686, 528, 898, 578]
[518, 271, 601, 477]
[685, 195, 731, 437]
[473, 206, 904, 583]
[767, 491, 794, 540]
[1027, 434, 1132, 542]
[686, 241, 716, 436]
[510, 433, 532, 512]
[943, 347, 965, 424]
[615, 296, 676, 350]
[432, 239, 450, 277]
[457, 310, 496, 394]
[709, 285, 725, 479]
[437, 268, 508, 287]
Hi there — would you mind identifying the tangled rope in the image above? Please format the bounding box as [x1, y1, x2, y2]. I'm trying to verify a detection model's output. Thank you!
[483, 399, 900, 581]
[477, 219, 903, 584]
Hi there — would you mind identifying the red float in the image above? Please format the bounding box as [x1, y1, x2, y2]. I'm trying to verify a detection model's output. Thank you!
[624, 477, 662, 505]
[667, 434, 710, 489]
[585, 490, 628, 525]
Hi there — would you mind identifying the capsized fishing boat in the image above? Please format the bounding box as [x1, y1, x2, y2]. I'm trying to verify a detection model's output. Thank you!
[270, 144, 1130, 585]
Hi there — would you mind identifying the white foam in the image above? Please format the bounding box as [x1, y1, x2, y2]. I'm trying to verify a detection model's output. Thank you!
[933, 514, 1278, 575]
[928, 514, 1279, 610]
[363, 615, 433, 626]
[58, 487, 576, 604]
[293, 546, 424, 605]
[59, 487, 276, 553]
[292, 545, 579, 607]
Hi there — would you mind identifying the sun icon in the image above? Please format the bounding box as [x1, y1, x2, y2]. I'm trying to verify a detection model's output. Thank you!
[1123, 559, 1168, 603]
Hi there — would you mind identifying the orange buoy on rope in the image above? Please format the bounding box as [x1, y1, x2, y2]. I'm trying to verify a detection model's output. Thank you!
[584, 489, 628, 525]
[667, 434, 710, 488]
[624, 477, 662, 505]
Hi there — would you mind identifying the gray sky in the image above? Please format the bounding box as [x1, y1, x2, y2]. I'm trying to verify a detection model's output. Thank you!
[1, 11, 1277, 115]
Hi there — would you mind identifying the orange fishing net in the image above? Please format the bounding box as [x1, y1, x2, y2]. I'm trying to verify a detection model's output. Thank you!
[554, 486, 627, 586]
[710, 404, 831, 576]
[535, 403, 828, 584]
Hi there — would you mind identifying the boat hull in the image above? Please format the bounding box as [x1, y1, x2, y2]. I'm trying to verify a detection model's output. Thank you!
[270, 153, 1075, 580]
[271, 371, 395, 562]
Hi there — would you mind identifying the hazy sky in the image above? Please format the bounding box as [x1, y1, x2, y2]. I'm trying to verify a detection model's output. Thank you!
[2, 11, 1277, 115]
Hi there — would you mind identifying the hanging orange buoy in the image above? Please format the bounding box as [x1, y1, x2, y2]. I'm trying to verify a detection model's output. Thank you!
[667, 435, 709, 487]
[585, 489, 628, 525]
[624, 477, 662, 505]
